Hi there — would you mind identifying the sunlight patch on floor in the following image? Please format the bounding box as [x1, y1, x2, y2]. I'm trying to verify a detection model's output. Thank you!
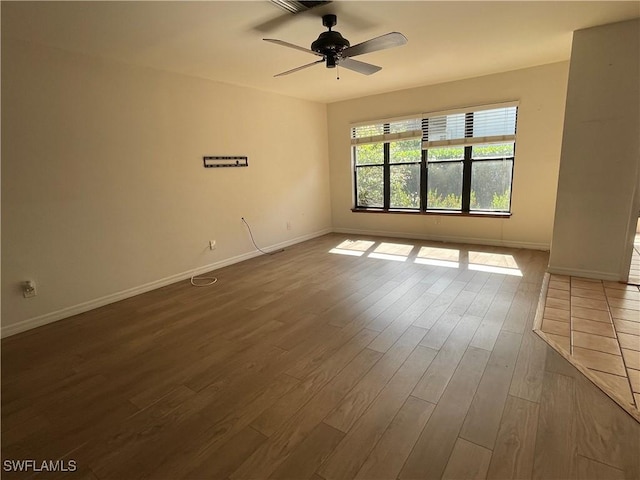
[328, 239, 523, 276]
[415, 246, 460, 269]
[414, 258, 460, 268]
[329, 239, 375, 257]
[369, 242, 413, 262]
[469, 263, 523, 277]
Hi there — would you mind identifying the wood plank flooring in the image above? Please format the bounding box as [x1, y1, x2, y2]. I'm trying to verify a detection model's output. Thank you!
[2, 233, 639, 479]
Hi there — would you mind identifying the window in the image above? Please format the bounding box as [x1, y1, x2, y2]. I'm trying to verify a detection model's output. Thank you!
[352, 103, 517, 214]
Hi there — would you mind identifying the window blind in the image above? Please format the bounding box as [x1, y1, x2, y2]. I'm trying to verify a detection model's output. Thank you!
[350, 102, 518, 148]
[422, 104, 518, 149]
[351, 117, 422, 146]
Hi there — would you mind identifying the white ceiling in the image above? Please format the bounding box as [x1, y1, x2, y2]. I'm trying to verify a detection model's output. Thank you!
[2, 1, 639, 103]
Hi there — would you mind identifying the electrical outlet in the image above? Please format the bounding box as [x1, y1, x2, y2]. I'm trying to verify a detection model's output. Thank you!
[209, 240, 216, 250]
[23, 280, 37, 298]
[286, 221, 292, 231]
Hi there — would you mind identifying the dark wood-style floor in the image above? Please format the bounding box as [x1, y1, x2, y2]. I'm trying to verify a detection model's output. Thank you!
[2, 233, 639, 479]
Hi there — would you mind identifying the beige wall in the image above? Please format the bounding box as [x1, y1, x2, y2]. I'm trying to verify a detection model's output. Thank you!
[327, 62, 569, 250]
[549, 19, 640, 281]
[1, 39, 331, 336]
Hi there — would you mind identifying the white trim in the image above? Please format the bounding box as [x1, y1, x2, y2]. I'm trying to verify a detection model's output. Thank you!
[1, 228, 332, 338]
[332, 227, 549, 251]
[546, 266, 621, 282]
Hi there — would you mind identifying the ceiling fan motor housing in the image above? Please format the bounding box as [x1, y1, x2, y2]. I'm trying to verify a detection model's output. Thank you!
[311, 30, 350, 68]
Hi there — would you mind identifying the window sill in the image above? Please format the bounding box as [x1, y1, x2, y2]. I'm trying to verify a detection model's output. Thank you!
[351, 208, 511, 218]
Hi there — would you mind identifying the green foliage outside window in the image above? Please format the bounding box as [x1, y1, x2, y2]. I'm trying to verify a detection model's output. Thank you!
[355, 142, 512, 211]
[427, 190, 511, 210]
[357, 166, 383, 207]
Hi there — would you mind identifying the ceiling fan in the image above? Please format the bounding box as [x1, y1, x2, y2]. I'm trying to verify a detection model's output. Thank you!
[264, 14, 407, 77]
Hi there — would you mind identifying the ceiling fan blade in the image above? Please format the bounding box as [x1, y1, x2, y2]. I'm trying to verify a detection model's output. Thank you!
[338, 57, 381, 75]
[274, 59, 325, 77]
[264, 38, 323, 57]
[341, 32, 408, 58]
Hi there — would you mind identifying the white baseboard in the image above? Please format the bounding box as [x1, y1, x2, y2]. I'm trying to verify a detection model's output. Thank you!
[332, 227, 550, 251]
[1, 228, 332, 338]
[546, 266, 621, 282]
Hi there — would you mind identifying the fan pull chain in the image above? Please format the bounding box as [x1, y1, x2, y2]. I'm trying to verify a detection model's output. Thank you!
[336, 65, 340, 80]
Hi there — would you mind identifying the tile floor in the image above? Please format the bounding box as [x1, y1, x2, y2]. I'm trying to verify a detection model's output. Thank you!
[629, 234, 640, 285]
[535, 273, 640, 422]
